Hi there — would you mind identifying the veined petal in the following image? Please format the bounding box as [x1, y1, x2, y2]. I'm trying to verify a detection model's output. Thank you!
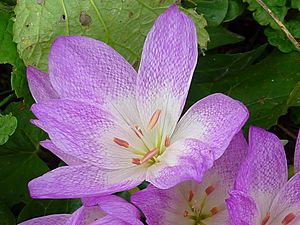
[40, 140, 83, 166]
[67, 205, 106, 225]
[172, 93, 248, 159]
[31, 99, 140, 169]
[235, 126, 288, 219]
[92, 216, 130, 225]
[294, 130, 300, 173]
[136, 5, 198, 136]
[28, 165, 146, 198]
[18, 215, 70, 225]
[226, 190, 260, 225]
[27, 66, 59, 102]
[146, 138, 215, 189]
[48, 36, 139, 125]
[268, 173, 300, 225]
[131, 185, 194, 225]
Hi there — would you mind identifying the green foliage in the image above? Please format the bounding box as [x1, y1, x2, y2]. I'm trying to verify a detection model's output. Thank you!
[13, 0, 209, 72]
[0, 102, 48, 207]
[188, 49, 300, 128]
[0, 202, 15, 225]
[18, 199, 81, 223]
[0, 11, 32, 103]
[0, 113, 17, 145]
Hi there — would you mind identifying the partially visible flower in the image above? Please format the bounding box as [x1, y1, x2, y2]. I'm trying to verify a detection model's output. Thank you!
[27, 4, 248, 199]
[227, 126, 300, 225]
[19, 195, 142, 225]
[293, 130, 300, 173]
[131, 131, 247, 225]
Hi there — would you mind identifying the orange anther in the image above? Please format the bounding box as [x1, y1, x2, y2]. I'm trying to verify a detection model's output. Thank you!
[188, 190, 194, 202]
[282, 213, 296, 225]
[148, 109, 161, 129]
[132, 158, 141, 165]
[210, 207, 218, 215]
[205, 185, 215, 196]
[183, 210, 189, 217]
[262, 212, 271, 225]
[113, 137, 129, 148]
[140, 148, 159, 164]
[134, 125, 143, 137]
[165, 135, 171, 147]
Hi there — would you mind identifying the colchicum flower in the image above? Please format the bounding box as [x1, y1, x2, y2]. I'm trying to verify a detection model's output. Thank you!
[131, 131, 247, 225]
[19, 195, 143, 225]
[226, 126, 300, 225]
[27, 5, 248, 198]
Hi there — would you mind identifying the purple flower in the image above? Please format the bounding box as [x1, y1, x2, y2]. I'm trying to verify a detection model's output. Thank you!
[293, 131, 300, 173]
[226, 126, 300, 225]
[19, 195, 142, 225]
[27, 4, 248, 199]
[131, 131, 247, 225]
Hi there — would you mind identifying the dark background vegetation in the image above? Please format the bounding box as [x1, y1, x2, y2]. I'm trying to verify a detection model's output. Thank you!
[0, 0, 299, 224]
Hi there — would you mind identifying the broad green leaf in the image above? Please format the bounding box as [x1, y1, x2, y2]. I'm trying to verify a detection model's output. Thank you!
[18, 199, 81, 223]
[224, 0, 245, 22]
[206, 26, 245, 49]
[291, 0, 300, 10]
[0, 11, 32, 103]
[188, 50, 300, 128]
[0, 114, 17, 145]
[192, 44, 266, 84]
[195, 0, 228, 26]
[14, 0, 209, 72]
[288, 81, 300, 107]
[0, 102, 48, 207]
[0, 202, 15, 225]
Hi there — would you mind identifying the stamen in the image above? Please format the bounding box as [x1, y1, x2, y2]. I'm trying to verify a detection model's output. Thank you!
[205, 185, 215, 196]
[210, 207, 218, 215]
[164, 135, 171, 148]
[131, 148, 159, 165]
[134, 125, 143, 137]
[262, 212, 271, 225]
[113, 137, 129, 148]
[183, 210, 189, 217]
[282, 213, 296, 225]
[188, 190, 194, 202]
[148, 109, 161, 129]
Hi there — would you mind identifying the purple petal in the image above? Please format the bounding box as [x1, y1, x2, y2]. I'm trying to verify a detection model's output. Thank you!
[294, 130, 300, 173]
[48, 36, 139, 125]
[226, 190, 260, 225]
[269, 173, 300, 224]
[27, 66, 59, 102]
[146, 138, 215, 189]
[29, 165, 146, 198]
[67, 205, 106, 225]
[172, 93, 249, 159]
[136, 5, 198, 136]
[18, 215, 70, 225]
[235, 126, 288, 218]
[93, 216, 129, 225]
[131, 185, 193, 225]
[31, 99, 140, 169]
[40, 140, 83, 165]
[97, 195, 142, 225]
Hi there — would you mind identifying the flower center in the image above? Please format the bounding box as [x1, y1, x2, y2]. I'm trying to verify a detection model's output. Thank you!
[183, 186, 220, 225]
[112, 109, 170, 165]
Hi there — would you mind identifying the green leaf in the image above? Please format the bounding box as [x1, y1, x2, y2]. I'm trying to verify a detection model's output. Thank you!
[0, 113, 17, 145]
[195, 0, 229, 26]
[291, 0, 300, 10]
[18, 199, 81, 223]
[0, 202, 15, 225]
[224, 0, 245, 22]
[188, 50, 300, 128]
[206, 26, 245, 49]
[13, 0, 209, 72]
[0, 11, 32, 103]
[0, 102, 48, 207]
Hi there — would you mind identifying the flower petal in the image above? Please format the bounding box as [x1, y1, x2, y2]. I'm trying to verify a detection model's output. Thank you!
[226, 190, 260, 225]
[294, 130, 300, 173]
[92, 216, 129, 225]
[235, 126, 288, 218]
[172, 93, 249, 159]
[131, 185, 193, 225]
[29, 165, 146, 198]
[40, 140, 83, 166]
[146, 138, 215, 189]
[136, 5, 198, 136]
[67, 205, 106, 225]
[32, 99, 140, 169]
[48, 36, 139, 124]
[18, 215, 70, 225]
[97, 195, 142, 225]
[27, 66, 59, 102]
[269, 173, 300, 224]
